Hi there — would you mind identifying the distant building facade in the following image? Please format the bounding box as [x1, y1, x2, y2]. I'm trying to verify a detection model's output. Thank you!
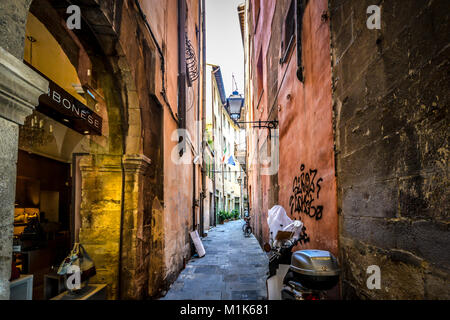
[207, 65, 246, 217]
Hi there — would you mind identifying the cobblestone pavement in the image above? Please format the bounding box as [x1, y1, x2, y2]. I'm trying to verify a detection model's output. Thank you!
[161, 219, 269, 300]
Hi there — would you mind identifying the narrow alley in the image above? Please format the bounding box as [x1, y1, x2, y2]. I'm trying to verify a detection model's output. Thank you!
[162, 220, 268, 300]
[0, 0, 448, 303]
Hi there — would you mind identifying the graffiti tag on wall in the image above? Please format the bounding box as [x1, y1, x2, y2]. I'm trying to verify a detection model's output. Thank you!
[297, 226, 310, 245]
[289, 164, 324, 220]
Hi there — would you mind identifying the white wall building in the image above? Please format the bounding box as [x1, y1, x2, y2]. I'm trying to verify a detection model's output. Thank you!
[206, 65, 245, 216]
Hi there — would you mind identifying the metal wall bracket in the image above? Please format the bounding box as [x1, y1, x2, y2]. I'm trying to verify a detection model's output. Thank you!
[237, 120, 278, 130]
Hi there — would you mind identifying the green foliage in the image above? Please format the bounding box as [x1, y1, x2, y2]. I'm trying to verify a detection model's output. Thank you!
[218, 210, 227, 223]
[218, 209, 240, 223]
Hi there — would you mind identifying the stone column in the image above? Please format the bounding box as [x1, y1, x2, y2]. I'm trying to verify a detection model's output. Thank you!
[120, 153, 151, 299]
[0, 47, 48, 299]
[78, 154, 123, 299]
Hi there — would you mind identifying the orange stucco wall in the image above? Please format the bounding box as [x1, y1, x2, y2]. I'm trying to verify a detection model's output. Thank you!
[247, 0, 338, 257]
[278, 0, 338, 256]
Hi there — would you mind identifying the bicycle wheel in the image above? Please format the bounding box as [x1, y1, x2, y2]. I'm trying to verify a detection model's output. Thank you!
[244, 226, 252, 237]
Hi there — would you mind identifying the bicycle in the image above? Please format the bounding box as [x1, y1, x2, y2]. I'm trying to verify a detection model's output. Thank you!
[242, 216, 252, 237]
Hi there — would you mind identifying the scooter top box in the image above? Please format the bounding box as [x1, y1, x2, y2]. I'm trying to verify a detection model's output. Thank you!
[290, 250, 340, 276]
[288, 250, 340, 291]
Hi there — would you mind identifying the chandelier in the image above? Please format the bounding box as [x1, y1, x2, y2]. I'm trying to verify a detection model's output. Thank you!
[19, 113, 54, 149]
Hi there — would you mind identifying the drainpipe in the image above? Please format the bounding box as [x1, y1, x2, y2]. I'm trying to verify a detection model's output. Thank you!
[222, 113, 225, 212]
[193, 162, 196, 231]
[200, 0, 206, 236]
[210, 68, 217, 226]
[176, 0, 193, 232]
[212, 160, 216, 226]
[118, 111, 128, 299]
[198, 0, 204, 236]
[178, 0, 187, 129]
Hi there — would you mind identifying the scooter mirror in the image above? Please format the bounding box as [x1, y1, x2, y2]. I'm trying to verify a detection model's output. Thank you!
[263, 243, 271, 252]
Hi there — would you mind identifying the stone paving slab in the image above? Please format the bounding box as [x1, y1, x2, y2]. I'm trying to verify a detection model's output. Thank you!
[161, 219, 269, 300]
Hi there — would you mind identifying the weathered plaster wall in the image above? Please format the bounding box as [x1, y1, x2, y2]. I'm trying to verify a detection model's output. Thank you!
[156, 0, 201, 296]
[247, 0, 278, 248]
[247, 0, 338, 259]
[330, 0, 449, 299]
[278, 0, 338, 257]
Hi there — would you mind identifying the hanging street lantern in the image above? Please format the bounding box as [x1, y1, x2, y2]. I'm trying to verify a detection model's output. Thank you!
[227, 91, 244, 120]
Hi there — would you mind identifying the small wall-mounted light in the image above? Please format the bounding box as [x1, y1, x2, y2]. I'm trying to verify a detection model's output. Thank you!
[72, 83, 85, 95]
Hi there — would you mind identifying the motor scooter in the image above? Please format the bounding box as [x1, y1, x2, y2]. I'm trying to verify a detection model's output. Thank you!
[265, 206, 340, 300]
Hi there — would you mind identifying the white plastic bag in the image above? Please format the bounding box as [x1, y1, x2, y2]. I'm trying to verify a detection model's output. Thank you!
[267, 205, 303, 243]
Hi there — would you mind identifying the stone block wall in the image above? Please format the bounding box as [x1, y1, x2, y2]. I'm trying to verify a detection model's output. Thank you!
[0, 0, 32, 60]
[330, 0, 449, 299]
[79, 154, 123, 299]
[0, 118, 19, 300]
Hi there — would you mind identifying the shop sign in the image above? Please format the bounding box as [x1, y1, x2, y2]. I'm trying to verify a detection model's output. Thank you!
[25, 61, 102, 135]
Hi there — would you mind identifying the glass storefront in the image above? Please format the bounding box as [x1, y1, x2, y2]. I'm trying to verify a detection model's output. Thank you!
[11, 12, 101, 300]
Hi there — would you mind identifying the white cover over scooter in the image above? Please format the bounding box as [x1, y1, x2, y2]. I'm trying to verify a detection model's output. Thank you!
[266, 205, 303, 300]
[267, 205, 303, 244]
